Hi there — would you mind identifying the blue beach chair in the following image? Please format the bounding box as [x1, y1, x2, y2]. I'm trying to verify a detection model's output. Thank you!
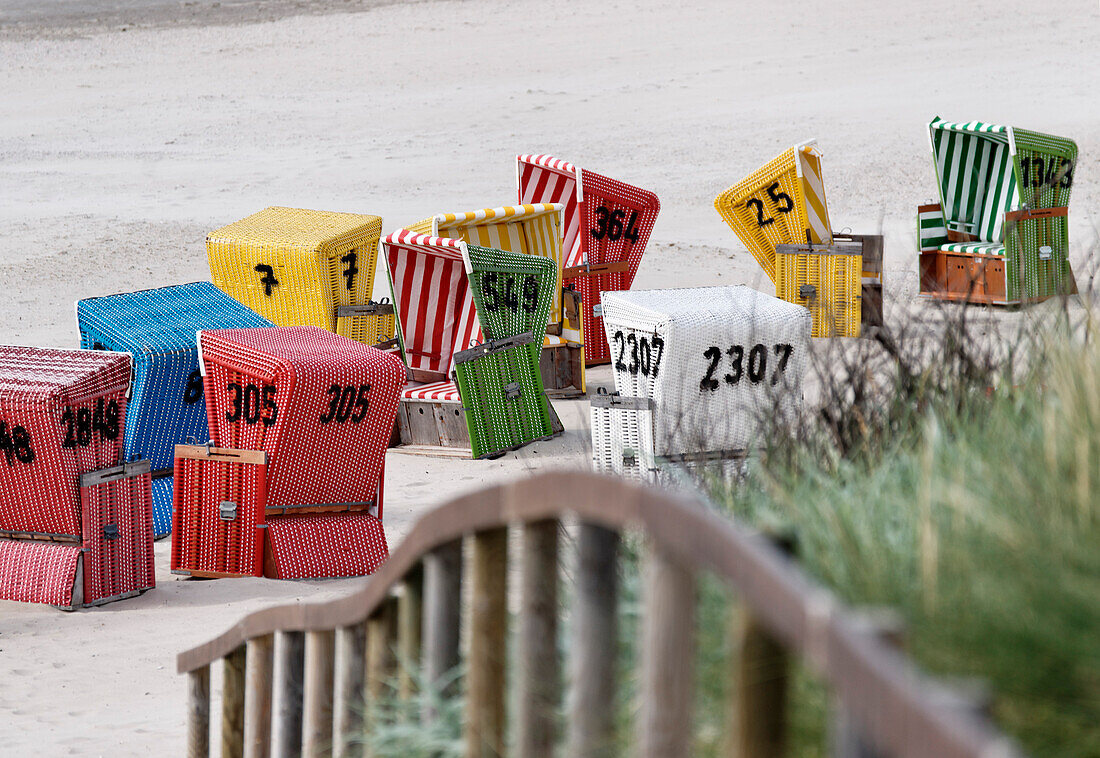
[76, 282, 272, 536]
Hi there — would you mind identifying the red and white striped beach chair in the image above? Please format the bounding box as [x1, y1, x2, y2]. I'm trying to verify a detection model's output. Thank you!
[518, 155, 661, 366]
[407, 204, 585, 398]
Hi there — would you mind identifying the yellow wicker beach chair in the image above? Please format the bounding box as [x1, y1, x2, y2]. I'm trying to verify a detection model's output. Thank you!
[206, 207, 395, 348]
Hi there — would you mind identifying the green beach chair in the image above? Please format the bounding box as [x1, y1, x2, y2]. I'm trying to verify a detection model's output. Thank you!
[918, 117, 1077, 305]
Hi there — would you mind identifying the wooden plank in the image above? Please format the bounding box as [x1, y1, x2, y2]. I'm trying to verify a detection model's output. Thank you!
[223, 645, 247, 758]
[335, 622, 366, 758]
[638, 542, 695, 758]
[303, 630, 336, 758]
[174, 444, 267, 464]
[832, 611, 905, 758]
[518, 519, 559, 758]
[398, 566, 424, 700]
[366, 598, 399, 702]
[245, 634, 275, 758]
[390, 443, 472, 459]
[566, 524, 618, 758]
[423, 538, 462, 722]
[466, 527, 508, 758]
[188, 665, 210, 758]
[275, 631, 305, 758]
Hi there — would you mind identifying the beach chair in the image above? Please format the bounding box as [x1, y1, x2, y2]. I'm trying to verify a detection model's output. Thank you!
[592, 287, 811, 482]
[171, 327, 403, 579]
[517, 155, 661, 365]
[917, 117, 1078, 305]
[0, 346, 154, 607]
[715, 141, 883, 337]
[383, 230, 561, 459]
[76, 282, 272, 538]
[408, 204, 586, 397]
[206, 207, 397, 348]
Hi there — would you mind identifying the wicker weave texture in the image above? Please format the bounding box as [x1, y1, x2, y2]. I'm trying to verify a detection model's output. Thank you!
[601, 287, 811, 456]
[77, 282, 272, 536]
[207, 207, 385, 339]
[198, 326, 405, 509]
[80, 468, 155, 604]
[453, 341, 554, 459]
[170, 452, 267, 577]
[266, 512, 388, 579]
[775, 249, 862, 338]
[0, 346, 131, 537]
[0, 540, 82, 606]
[518, 155, 660, 365]
[590, 402, 655, 480]
[715, 143, 832, 283]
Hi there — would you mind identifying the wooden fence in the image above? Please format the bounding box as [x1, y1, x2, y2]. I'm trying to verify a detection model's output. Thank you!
[178, 471, 1022, 758]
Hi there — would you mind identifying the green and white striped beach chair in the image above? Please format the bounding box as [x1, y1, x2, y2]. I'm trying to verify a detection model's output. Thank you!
[917, 117, 1077, 304]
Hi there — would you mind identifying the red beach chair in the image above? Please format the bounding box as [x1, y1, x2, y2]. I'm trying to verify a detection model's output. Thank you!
[517, 155, 661, 365]
[0, 346, 154, 607]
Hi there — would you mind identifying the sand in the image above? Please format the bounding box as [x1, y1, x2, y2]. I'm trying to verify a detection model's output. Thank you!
[0, 0, 1098, 753]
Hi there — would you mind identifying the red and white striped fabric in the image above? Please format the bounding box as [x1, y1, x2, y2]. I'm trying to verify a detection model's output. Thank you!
[400, 381, 461, 402]
[383, 231, 483, 377]
[266, 511, 388, 579]
[517, 156, 661, 364]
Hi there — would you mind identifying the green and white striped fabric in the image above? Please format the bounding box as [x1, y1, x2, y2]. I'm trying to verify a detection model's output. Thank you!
[929, 117, 1018, 243]
[940, 242, 1005, 256]
[917, 205, 948, 251]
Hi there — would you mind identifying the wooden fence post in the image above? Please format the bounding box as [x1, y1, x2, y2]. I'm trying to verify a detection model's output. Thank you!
[423, 538, 463, 722]
[224, 645, 247, 758]
[518, 519, 560, 758]
[275, 631, 305, 758]
[246, 634, 275, 758]
[734, 609, 788, 758]
[188, 665, 211, 758]
[832, 611, 906, 758]
[398, 566, 424, 701]
[335, 622, 367, 758]
[303, 630, 336, 758]
[639, 541, 696, 758]
[466, 527, 508, 758]
[566, 523, 619, 758]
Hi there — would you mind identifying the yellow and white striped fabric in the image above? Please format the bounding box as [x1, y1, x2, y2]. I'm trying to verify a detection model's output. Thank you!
[714, 141, 833, 283]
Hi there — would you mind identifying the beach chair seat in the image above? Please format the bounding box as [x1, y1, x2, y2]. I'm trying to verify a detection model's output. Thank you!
[77, 282, 272, 537]
[170, 443, 388, 579]
[716, 142, 883, 336]
[0, 346, 154, 607]
[384, 231, 561, 458]
[207, 207, 396, 348]
[593, 287, 811, 482]
[518, 155, 660, 366]
[917, 118, 1077, 304]
[409, 204, 586, 397]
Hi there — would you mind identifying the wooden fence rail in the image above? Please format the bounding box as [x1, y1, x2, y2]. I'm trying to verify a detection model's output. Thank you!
[178, 471, 1023, 758]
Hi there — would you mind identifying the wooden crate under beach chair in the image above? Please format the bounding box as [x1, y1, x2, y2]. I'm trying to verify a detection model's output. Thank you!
[517, 154, 661, 366]
[593, 287, 811, 483]
[77, 282, 273, 538]
[383, 231, 562, 459]
[917, 117, 1078, 305]
[0, 346, 154, 608]
[408, 204, 586, 397]
[206, 207, 397, 348]
[715, 141, 883, 337]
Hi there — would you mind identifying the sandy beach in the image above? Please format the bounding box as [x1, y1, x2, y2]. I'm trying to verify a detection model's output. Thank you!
[1, 0, 1098, 753]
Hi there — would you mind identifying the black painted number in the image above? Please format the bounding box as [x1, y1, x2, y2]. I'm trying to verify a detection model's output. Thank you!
[591, 207, 640, 243]
[255, 263, 279, 296]
[613, 331, 664, 378]
[701, 343, 794, 391]
[226, 383, 278, 427]
[0, 421, 34, 465]
[319, 384, 371, 424]
[1020, 156, 1074, 190]
[183, 370, 204, 404]
[746, 182, 795, 228]
[341, 251, 359, 291]
[482, 272, 539, 314]
[61, 398, 120, 448]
